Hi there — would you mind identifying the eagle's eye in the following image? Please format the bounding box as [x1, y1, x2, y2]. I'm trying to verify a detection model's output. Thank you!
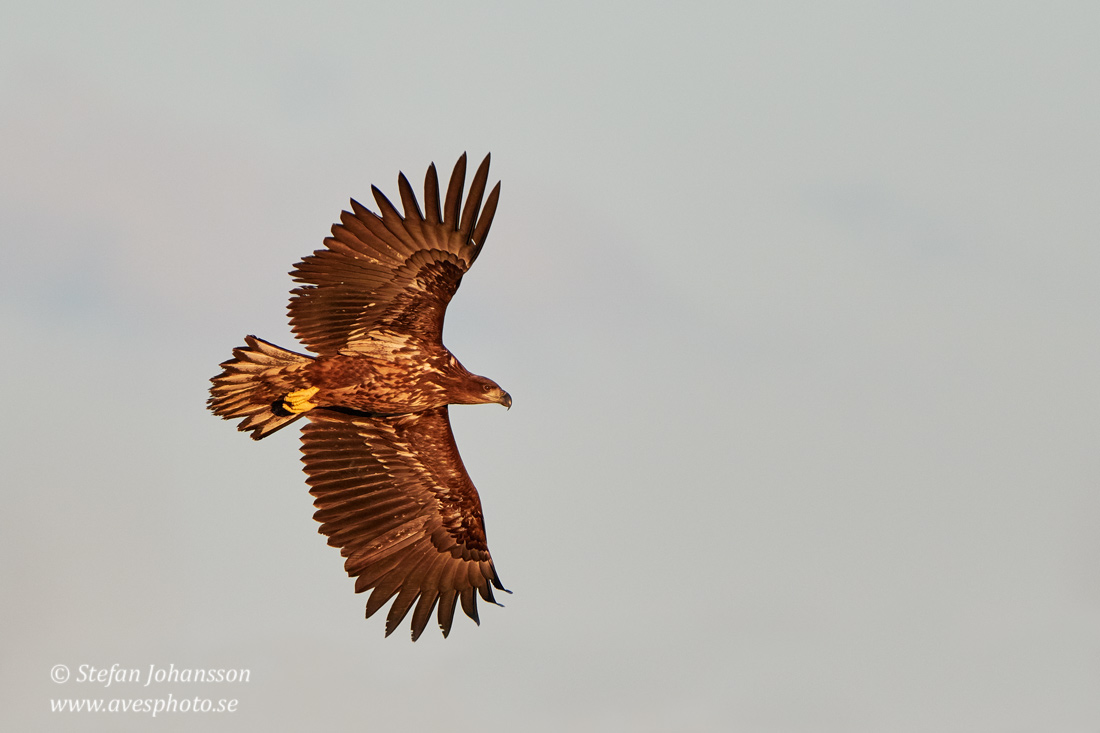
[482, 384, 492, 392]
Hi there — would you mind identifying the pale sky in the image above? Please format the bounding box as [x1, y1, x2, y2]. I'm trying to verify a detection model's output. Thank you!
[3, 2, 1099, 731]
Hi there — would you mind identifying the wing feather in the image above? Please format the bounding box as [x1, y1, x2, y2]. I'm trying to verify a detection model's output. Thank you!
[443, 152, 467, 229]
[347, 200, 413, 259]
[385, 582, 423, 637]
[353, 553, 404, 592]
[423, 163, 443, 224]
[459, 587, 479, 625]
[459, 153, 490, 239]
[469, 182, 501, 266]
[365, 579, 402, 619]
[370, 185, 417, 244]
[410, 590, 440, 641]
[397, 172, 430, 246]
[397, 172, 424, 222]
[437, 589, 459, 638]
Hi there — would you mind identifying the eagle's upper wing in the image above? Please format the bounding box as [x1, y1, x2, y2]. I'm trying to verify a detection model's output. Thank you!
[288, 154, 501, 354]
[301, 405, 507, 639]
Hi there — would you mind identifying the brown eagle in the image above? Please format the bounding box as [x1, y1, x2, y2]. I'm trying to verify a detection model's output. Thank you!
[208, 154, 511, 640]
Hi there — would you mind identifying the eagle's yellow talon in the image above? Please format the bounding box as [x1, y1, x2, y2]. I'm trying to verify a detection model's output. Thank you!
[283, 386, 320, 413]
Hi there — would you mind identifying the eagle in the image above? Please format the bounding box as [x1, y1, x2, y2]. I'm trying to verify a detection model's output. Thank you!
[208, 154, 511, 640]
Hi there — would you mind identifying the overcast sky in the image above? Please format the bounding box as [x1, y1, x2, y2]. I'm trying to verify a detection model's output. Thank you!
[3, 2, 1099, 731]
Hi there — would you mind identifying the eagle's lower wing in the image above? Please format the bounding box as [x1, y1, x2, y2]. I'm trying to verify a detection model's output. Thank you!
[301, 406, 507, 639]
[288, 154, 501, 354]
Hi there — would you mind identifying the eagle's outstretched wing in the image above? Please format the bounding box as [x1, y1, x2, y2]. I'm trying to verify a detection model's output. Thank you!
[301, 406, 507, 639]
[288, 154, 501, 354]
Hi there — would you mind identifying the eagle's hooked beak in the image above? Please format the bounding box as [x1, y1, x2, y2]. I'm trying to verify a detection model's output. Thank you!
[499, 391, 512, 410]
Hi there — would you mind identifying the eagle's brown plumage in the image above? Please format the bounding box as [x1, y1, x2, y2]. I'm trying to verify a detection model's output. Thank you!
[208, 154, 511, 639]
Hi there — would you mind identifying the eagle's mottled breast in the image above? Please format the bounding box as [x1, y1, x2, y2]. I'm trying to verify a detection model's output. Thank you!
[306, 337, 458, 415]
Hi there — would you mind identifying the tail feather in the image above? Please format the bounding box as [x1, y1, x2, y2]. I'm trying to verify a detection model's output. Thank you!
[208, 335, 314, 440]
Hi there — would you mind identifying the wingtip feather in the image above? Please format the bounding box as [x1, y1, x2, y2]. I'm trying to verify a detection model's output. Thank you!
[443, 153, 468, 229]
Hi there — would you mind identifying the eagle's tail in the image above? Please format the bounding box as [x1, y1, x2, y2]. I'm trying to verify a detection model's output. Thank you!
[208, 335, 315, 440]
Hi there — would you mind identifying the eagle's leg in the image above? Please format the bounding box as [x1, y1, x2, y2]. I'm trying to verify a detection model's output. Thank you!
[283, 386, 320, 414]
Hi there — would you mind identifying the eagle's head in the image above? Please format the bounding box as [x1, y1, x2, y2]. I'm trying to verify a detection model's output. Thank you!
[466, 374, 511, 409]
